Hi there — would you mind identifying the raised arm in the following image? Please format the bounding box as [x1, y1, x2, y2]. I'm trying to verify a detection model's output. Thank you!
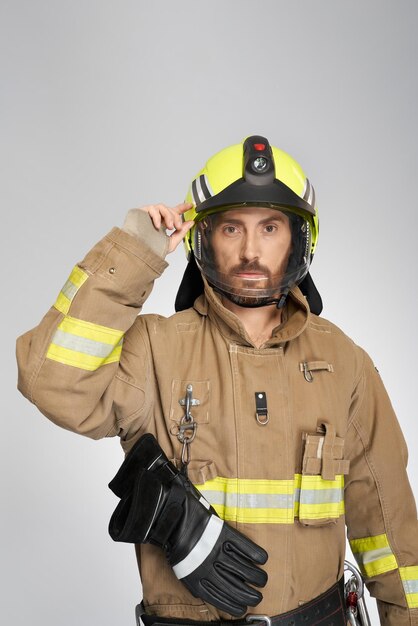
[16, 204, 193, 439]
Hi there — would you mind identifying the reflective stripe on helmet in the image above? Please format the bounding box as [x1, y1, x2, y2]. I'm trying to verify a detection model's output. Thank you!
[191, 174, 213, 206]
[302, 178, 316, 209]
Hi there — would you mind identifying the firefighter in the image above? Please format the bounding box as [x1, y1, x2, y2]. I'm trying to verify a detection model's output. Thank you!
[16, 136, 418, 625]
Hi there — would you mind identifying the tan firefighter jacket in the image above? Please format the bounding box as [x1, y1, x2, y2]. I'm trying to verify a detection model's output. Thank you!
[16, 223, 418, 626]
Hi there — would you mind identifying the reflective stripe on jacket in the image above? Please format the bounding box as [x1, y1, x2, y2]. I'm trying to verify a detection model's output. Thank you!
[16, 226, 418, 626]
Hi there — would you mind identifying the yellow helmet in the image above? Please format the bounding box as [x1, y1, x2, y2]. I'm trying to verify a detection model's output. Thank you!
[184, 135, 319, 259]
[176, 136, 321, 312]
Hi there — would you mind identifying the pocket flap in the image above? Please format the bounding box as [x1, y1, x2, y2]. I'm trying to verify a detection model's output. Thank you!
[302, 421, 350, 480]
[170, 459, 218, 485]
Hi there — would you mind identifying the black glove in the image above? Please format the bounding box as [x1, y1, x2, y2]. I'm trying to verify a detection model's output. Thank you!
[109, 434, 268, 616]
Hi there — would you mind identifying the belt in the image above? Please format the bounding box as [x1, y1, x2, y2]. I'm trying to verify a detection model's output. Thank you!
[137, 578, 346, 626]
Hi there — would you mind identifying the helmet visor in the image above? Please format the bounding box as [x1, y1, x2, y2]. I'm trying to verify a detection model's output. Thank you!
[193, 206, 312, 306]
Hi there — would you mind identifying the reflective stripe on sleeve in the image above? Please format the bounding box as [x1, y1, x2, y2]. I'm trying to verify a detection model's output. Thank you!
[172, 515, 224, 579]
[46, 315, 124, 371]
[349, 534, 398, 577]
[399, 566, 418, 608]
[196, 474, 345, 524]
[54, 266, 89, 314]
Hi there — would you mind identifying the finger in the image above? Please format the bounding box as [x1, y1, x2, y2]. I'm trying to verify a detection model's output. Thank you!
[147, 206, 162, 230]
[148, 204, 177, 230]
[222, 551, 268, 588]
[212, 562, 264, 605]
[167, 221, 194, 254]
[199, 578, 247, 617]
[167, 221, 194, 253]
[172, 211, 184, 231]
[226, 529, 268, 564]
[157, 205, 178, 230]
[172, 203, 193, 231]
[174, 202, 194, 215]
[223, 541, 268, 586]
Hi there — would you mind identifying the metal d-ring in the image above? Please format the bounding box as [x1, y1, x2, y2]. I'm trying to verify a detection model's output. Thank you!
[256, 412, 270, 426]
[302, 362, 314, 383]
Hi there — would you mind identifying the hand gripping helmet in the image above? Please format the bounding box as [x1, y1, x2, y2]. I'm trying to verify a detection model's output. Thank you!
[175, 135, 322, 314]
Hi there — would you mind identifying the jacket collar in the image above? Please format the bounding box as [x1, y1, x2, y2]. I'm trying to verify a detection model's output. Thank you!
[193, 279, 310, 347]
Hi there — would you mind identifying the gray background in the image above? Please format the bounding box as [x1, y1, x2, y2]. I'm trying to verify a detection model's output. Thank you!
[2, 1, 417, 624]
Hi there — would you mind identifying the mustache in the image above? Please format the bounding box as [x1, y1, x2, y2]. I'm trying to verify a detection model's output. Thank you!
[231, 261, 272, 277]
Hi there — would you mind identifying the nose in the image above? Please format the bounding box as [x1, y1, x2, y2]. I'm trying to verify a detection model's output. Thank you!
[239, 232, 260, 262]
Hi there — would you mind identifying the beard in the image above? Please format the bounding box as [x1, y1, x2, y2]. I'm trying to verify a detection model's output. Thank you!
[215, 260, 283, 308]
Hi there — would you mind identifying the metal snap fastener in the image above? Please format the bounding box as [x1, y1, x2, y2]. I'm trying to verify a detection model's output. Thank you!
[109, 267, 116, 274]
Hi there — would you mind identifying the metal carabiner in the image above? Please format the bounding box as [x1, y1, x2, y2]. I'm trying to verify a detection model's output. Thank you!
[344, 561, 372, 626]
[181, 436, 191, 467]
[177, 384, 199, 475]
[178, 419, 197, 443]
[178, 384, 200, 412]
[344, 561, 364, 591]
[185, 384, 192, 420]
[347, 608, 359, 626]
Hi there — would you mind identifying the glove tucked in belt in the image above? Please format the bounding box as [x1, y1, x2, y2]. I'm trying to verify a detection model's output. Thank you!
[108, 434, 268, 617]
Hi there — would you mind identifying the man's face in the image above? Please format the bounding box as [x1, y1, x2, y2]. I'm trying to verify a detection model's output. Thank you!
[207, 206, 292, 306]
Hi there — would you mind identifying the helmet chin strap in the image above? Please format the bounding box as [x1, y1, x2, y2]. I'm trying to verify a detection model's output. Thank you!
[212, 284, 289, 309]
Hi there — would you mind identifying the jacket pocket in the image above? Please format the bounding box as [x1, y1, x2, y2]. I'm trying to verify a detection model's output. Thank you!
[297, 421, 350, 526]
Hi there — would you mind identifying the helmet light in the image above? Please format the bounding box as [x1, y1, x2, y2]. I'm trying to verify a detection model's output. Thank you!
[253, 157, 268, 172]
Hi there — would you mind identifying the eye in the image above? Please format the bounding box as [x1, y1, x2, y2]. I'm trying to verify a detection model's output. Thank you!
[264, 223, 278, 233]
[222, 225, 240, 236]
